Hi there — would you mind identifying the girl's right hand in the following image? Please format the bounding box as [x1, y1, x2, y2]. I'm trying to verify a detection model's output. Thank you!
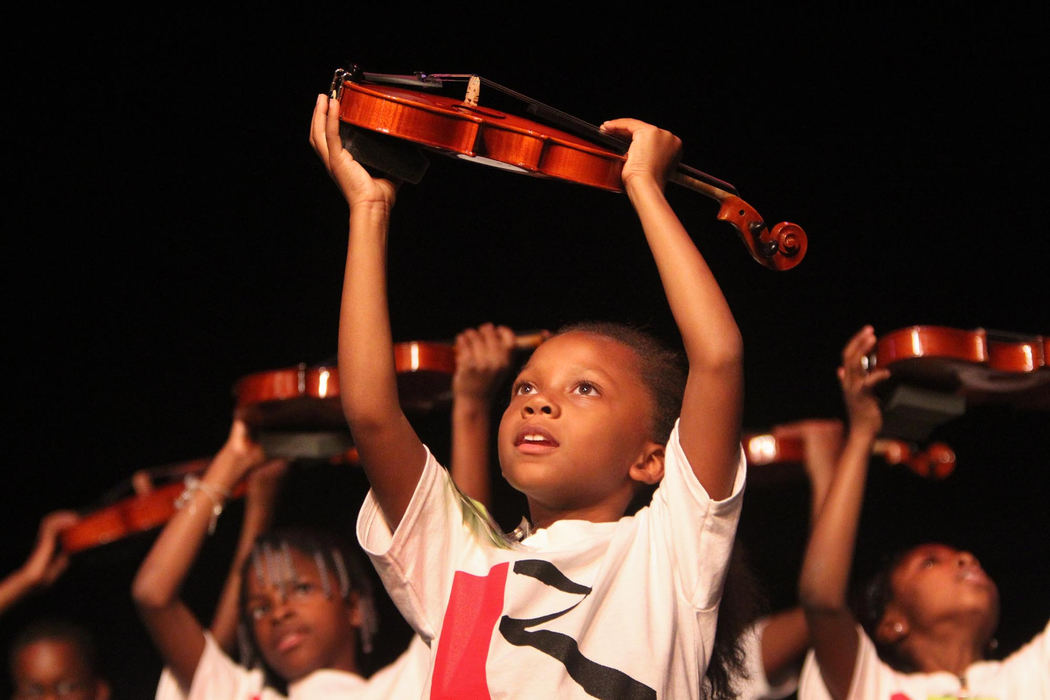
[20, 510, 80, 589]
[309, 94, 398, 210]
[838, 326, 890, 437]
[211, 418, 266, 485]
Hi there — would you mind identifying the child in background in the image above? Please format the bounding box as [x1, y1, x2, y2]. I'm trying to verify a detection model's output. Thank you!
[733, 419, 844, 699]
[313, 93, 746, 698]
[134, 420, 426, 699]
[8, 618, 111, 700]
[2, 513, 111, 699]
[797, 326, 1049, 699]
[143, 321, 522, 700]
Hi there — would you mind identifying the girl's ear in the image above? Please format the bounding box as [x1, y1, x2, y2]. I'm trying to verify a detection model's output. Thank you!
[875, 607, 909, 646]
[346, 591, 363, 628]
[96, 679, 112, 700]
[629, 442, 665, 485]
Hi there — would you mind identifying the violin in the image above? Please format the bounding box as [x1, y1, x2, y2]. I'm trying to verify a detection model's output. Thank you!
[234, 333, 545, 457]
[59, 448, 364, 554]
[59, 458, 217, 553]
[742, 432, 956, 479]
[866, 326, 1049, 409]
[328, 67, 807, 271]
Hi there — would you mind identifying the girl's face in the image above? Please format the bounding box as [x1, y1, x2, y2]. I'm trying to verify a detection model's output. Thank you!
[244, 547, 360, 682]
[886, 543, 1000, 637]
[497, 331, 660, 524]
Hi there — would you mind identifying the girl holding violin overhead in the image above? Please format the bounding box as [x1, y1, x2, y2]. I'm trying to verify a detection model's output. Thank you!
[134, 321, 522, 700]
[132, 420, 428, 699]
[314, 83, 747, 698]
[797, 326, 1049, 700]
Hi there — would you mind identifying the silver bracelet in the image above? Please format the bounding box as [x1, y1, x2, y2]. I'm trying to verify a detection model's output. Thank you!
[174, 475, 230, 534]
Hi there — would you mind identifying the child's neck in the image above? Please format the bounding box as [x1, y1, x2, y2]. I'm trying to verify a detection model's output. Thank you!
[903, 620, 988, 677]
[526, 495, 633, 531]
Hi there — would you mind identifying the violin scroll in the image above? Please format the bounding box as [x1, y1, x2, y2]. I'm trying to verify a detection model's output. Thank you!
[717, 196, 807, 271]
[878, 440, 956, 480]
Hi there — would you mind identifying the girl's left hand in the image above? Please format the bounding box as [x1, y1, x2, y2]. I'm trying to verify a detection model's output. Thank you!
[600, 118, 682, 190]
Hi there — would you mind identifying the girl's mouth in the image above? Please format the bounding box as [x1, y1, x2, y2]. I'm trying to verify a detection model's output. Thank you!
[515, 425, 559, 452]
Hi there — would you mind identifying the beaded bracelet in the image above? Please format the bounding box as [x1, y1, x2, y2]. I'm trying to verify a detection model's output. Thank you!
[174, 475, 230, 534]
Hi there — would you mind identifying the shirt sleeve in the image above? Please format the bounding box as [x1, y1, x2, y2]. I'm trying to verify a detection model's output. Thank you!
[645, 420, 746, 610]
[154, 632, 270, 700]
[357, 447, 499, 642]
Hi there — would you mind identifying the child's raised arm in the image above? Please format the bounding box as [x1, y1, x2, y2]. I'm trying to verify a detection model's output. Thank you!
[797, 326, 889, 700]
[600, 119, 743, 499]
[0, 510, 80, 616]
[450, 323, 516, 508]
[310, 95, 426, 530]
[131, 419, 265, 690]
[208, 457, 288, 655]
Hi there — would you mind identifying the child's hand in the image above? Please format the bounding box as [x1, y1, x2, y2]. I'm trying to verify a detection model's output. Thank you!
[20, 510, 80, 589]
[309, 94, 397, 210]
[212, 418, 266, 484]
[453, 323, 517, 401]
[600, 118, 682, 190]
[838, 326, 890, 437]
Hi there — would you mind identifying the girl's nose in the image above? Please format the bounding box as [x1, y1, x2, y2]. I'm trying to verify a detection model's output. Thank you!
[522, 393, 559, 417]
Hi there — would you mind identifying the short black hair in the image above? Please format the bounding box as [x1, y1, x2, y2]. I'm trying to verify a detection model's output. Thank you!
[8, 617, 100, 678]
[554, 321, 686, 444]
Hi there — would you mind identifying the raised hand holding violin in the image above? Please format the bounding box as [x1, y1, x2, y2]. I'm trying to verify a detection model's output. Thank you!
[0, 511, 80, 615]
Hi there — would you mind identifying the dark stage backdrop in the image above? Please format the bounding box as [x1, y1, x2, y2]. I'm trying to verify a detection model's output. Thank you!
[4, 8, 1048, 698]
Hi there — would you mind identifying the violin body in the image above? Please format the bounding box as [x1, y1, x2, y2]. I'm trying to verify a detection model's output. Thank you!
[870, 325, 1049, 408]
[742, 432, 956, 479]
[338, 80, 626, 191]
[60, 458, 216, 553]
[234, 340, 458, 430]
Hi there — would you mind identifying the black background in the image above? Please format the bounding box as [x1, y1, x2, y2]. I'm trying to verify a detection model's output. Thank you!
[3, 8, 1048, 697]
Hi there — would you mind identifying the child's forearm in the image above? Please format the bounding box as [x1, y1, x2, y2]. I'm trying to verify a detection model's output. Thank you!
[209, 495, 276, 654]
[625, 174, 743, 500]
[451, 395, 494, 508]
[796, 423, 876, 700]
[131, 449, 248, 687]
[798, 424, 875, 611]
[0, 569, 36, 616]
[337, 203, 425, 529]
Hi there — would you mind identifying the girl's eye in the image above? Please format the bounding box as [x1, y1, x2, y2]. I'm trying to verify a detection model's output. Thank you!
[513, 381, 535, 396]
[573, 382, 599, 396]
[292, 581, 316, 596]
[248, 604, 269, 620]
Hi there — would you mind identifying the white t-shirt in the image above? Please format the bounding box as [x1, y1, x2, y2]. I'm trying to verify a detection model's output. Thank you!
[734, 618, 800, 700]
[357, 421, 746, 699]
[798, 619, 1050, 700]
[154, 632, 429, 700]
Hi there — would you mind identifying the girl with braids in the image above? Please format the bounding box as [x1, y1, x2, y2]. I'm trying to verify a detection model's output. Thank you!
[133, 419, 426, 699]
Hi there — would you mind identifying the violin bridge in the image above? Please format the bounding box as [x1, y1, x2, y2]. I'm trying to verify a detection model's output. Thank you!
[463, 75, 481, 107]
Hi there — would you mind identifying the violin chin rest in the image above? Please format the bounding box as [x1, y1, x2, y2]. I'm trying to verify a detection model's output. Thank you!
[339, 123, 430, 184]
